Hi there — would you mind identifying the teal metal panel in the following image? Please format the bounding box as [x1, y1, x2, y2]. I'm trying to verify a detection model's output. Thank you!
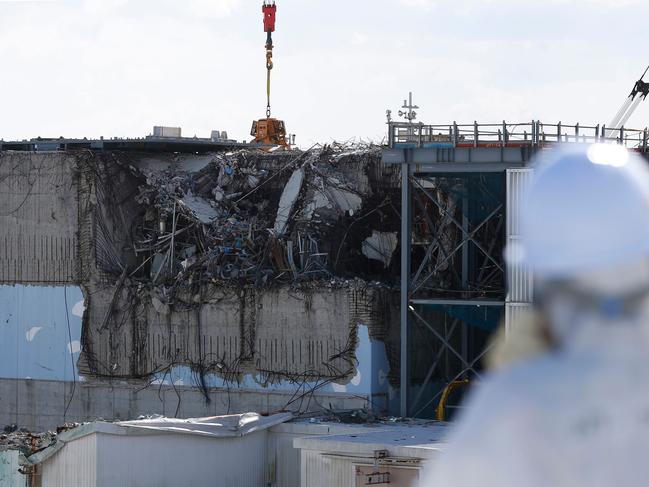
[0, 451, 27, 487]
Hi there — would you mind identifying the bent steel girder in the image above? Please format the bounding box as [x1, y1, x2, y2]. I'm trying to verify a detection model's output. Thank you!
[409, 175, 504, 299]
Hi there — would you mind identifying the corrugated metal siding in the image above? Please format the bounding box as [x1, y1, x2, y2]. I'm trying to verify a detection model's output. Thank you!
[506, 169, 532, 240]
[300, 449, 424, 487]
[268, 430, 302, 487]
[506, 168, 534, 304]
[41, 431, 268, 487]
[506, 169, 534, 335]
[505, 303, 533, 335]
[42, 433, 97, 487]
[269, 423, 375, 487]
[301, 450, 355, 487]
[97, 432, 267, 487]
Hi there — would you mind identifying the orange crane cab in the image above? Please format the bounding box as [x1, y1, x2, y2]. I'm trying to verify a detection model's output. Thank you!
[250, 1, 291, 149]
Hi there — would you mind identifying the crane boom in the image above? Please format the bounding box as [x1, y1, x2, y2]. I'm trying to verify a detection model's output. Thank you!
[609, 96, 634, 130]
[608, 66, 649, 131]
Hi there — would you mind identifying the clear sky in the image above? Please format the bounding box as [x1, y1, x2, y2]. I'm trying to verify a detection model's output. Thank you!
[0, 0, 647, 146]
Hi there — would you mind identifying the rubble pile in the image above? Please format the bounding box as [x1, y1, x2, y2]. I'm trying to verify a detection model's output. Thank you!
[0, 423, 78, 455]
[119, 142, 400, 290]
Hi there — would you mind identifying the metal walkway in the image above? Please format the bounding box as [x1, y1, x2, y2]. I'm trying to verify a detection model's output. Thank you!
[388, 120, 649, 149]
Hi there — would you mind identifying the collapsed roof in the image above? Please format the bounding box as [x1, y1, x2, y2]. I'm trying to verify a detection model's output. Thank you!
[100, 143, 402, 289]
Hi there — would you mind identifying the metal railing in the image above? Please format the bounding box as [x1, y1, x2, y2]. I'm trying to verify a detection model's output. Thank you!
[388, 121, 649, 150]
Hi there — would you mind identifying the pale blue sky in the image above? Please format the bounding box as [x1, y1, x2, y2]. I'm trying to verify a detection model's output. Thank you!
[0, 0, 647, 146]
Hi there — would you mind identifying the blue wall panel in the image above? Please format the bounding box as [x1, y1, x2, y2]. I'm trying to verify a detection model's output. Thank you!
[0, 285, 83, 381]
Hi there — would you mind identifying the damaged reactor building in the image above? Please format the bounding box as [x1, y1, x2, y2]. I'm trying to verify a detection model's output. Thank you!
[0, 133, 408, 430]
[5, 117, 632, 432]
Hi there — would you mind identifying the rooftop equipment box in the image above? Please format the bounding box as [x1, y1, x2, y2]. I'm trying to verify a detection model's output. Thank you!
[153, 126, 181, 138]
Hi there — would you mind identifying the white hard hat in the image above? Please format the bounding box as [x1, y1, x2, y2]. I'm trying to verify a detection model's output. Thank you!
[518, 144, 649, 283]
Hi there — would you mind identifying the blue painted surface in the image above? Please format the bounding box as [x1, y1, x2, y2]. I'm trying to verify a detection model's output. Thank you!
[0, 287, 393, 408]
[426, 304, 502, 332]
[0, 285, 83, 381]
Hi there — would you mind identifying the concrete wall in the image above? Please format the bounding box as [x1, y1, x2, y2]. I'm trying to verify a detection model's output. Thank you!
[0, 378, 370, 432]
[81, 283, 396, 397]
[0, 153, 80, 284]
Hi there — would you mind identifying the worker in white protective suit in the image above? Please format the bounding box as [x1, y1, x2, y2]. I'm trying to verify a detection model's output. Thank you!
[426, 143, 649, 487]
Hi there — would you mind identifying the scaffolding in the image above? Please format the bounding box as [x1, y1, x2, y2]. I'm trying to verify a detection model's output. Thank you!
[386, 120, 649, 418]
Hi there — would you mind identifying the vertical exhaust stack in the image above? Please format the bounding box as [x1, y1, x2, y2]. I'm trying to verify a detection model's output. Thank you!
[251, 1, 291, 149]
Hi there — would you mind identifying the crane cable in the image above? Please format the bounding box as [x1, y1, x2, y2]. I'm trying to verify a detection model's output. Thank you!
[263, 1, 276, 119]
[266, 36, 273, 118]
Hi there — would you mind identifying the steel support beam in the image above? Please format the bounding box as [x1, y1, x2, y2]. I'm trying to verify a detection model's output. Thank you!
[410, 317, 460, 411]
[410, 299, 503, 306]
[390, 140, 512, 418]
[382, 147, 532, 170]
[412, 338, 498, 419]
[400, 151, 412, 417]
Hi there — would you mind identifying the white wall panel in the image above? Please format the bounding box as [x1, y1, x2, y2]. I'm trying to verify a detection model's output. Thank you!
[506, 168, 534, 334]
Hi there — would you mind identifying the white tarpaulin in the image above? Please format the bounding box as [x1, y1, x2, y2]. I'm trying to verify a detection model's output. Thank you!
[116, 412, 292, 438]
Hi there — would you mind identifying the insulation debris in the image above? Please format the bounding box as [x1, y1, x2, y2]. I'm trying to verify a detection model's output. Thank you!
[0, 423, 78, 456]
[362, 231, 398, 268]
